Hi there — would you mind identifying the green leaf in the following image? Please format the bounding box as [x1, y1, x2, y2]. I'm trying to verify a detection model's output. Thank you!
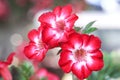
[19, 61, 34, 77]
[85, 21, 96, 29]
[10, 66, 27, 80]
[82, 21, 97, 34]
[83, 27, 97, 34]
[74, 26, 82, 32]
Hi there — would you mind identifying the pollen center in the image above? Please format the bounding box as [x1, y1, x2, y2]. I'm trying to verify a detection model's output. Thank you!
[74, 49, 86, 61]
[56, 20, 65, 30]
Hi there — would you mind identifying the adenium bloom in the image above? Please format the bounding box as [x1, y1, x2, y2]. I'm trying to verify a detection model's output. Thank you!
[59, 32, 104, 80]
[0, 53, 15, 80]
[24, 27, 48, 61]
[30, 68, 60, 80]
[39, 5, 78, 48]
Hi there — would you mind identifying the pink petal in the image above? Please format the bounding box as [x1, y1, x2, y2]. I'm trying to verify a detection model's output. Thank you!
[68, 33, 83, 49]
[24, 45, 37, 58]
[47, 72, 60, 80]
[42, 27, 55, 42]
[0, 67, 12, 80]
[61, 42, 74, 50]
[82, 34, 101, 52]
[24, 44, 47, 61]
[60, 5, 72, 19]
[87, 50, 103, 59]
[38, 12, 56, 26]
[86, 55, 104, 71]
[59, 51, 74, 72]
[47, 37, 59, 48]
[42, 27, 60, 48]
[28, 29, 39, 43]
[65, 14, 78, 30]
[6, 52, 15, 65]
[72, 62, 92, 79]
[53, 6, 61, 17]
[31, 48, 47, 62]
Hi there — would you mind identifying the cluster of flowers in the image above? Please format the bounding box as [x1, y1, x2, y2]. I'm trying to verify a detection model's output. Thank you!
[24, 5, 104, 80]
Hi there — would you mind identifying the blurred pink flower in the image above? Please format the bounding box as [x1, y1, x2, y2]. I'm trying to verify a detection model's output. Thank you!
[59, 32, 104, 80]
[30, 68, 59, 80]
[14, 41, 28, 62]
[0, 53, 15, 80]
[0, 0, 10, 20]
[30, 0, 53, 15]
[16, 0, 29, 7]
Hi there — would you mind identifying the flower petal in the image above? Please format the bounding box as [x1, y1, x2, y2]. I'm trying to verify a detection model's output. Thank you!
[59, 51, 74, 72]
[60, 5, 72, 19]
[0, 67, 12, 80]
[24, 44, 48, 61]
[87, 50, 103, 59]
[61, 42, 74, 50]
[82, 34, 101, 52]
[42, 27, 60, 48]
[24, 45, 37, 58]
[65, 14, 78, 30]
[53, 6, 61, 17]
[6, 52, 15, 65]
[28, 29, 39, 43]
[39, 12, 56, 26]
[86, 55, 104, 71]
[68, 33, 83, 49]
[72, 62, 91, 79]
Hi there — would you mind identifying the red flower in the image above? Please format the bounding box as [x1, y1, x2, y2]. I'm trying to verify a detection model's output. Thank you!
[30, 68, 60, 80]
[0, 53, 15, 80]
[39, 5, 78, 48]
[59, 33, 104, 80]
[24, 27, 48, 61]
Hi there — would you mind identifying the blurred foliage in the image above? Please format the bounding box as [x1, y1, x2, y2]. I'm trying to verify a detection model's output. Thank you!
[10, 61, 34, 80]
[88, 51, 120, 80]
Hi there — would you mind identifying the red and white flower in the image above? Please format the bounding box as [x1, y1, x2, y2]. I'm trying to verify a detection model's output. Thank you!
[38, 5, 78, 48]
[24, 27, 48, 61]
[0, 53, 15, 80]
[59, 32, 104, 80]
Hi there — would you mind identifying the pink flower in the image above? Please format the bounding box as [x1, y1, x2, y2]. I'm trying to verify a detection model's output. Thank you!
[30, 68, 60, 80]
[0, 53, 15, 80]
[30, 0, 53, 14]
[0, 0, 10, 20]
[59, 32, 104, 80]
[39, 5, 78, 48]
[24, 27, 48, 61]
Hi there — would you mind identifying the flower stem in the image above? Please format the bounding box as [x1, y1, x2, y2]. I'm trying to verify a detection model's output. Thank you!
[72, 73, 77, 80]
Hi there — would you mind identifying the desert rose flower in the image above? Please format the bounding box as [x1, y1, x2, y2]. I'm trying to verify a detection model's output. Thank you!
[24, 26, 48, 61]
[30, 68, 60, 80]
[39, 5, 78, 48]
[0, 53, 15, 80]
[59, 32, 104, 80]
